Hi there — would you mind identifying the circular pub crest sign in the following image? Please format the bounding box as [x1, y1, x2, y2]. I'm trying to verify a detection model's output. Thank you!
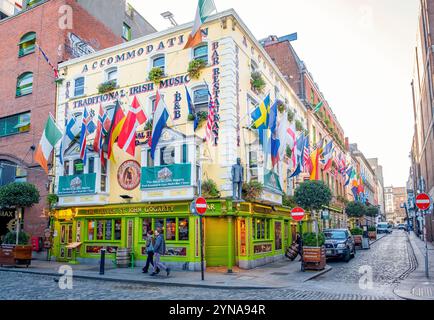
[117, 160, 141, 190]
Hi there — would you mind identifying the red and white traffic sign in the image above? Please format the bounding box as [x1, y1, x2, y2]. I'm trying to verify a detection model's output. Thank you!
[416, 193, 431, 211]
[195, 197, 208, 215]
[291, 207, 305, 222]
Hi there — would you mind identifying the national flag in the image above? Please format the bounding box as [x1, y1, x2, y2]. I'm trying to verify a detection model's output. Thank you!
[185, 85, 199, 131]
[36, 43, 59, 79]
[303, 137, 311, 173]
[59, 114, 80, 165]
[107, 101, 126, 162]
[93, 105, 106, 167]
[289, 134, 305, 178]
[184, 0, 217, 49]
[271, 135, 280, 168]
[150, 91, 169, 159]
[277, 112, 292, 164]
[35, 114, 63, 174]
[251, 94, 271, 145]
[322, 141, 334, 172]
[79, 106, 91, 164]
[314, 101, 324, 113]
[267, 100, 279, 134]
[309, 145, 324, 181]
[204, 86, 219, 145]
[118, 96, 148, 157]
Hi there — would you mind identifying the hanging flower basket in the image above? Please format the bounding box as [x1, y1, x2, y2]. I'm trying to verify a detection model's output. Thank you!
[250, 71, 266, 94]
[148, 67, 165, 85]
[188, 59, 207, 80]
[98, 80, 118, 94]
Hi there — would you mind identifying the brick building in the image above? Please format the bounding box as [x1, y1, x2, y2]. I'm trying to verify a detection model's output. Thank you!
[0, 0, 154, 242]
[409, 0, 434, 242]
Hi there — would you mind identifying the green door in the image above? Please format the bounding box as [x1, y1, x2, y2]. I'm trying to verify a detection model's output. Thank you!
[205, 217, 233, 267]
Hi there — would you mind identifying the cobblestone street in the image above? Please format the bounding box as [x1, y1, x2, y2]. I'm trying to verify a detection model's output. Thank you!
[0, 231, 413, 300]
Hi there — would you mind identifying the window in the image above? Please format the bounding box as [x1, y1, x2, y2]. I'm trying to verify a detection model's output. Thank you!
[181, 144, 188, 164]
[88, 157, 95, 174]
[74, 77, 85, 97]
[73, 159, 84, 175]
[16, 72, 33, 97]
[146, 149, 154, 167]
[63, 161, 70, 176]
[251, 60, 259, 73]
[122, 23, 132, 41]
[166, 218, 176, 241]
[0, 160, 27, 186]
[275, 222, 282, 250]
[0, 112, 31, 137]
[26, 0, 43, 7]
[160, 146, 175, 166]
[249, 150, 258, 181]
[193, 87, 209, 113]
[105, 67, 118, 86]
[178, 218, 189, 241]
[193, 44, 208, 64]
[18, 32, 36, 57]
[152, 55, 165, 74]
[254, 219, 270, 240]
[87, 219, 122, 241]
[101, 162, 107, 192]
[141, 218, 152, 241]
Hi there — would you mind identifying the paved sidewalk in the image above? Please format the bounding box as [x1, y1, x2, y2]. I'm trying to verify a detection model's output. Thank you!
[394, 232, 434, 300]
[0, 258, 332, 290]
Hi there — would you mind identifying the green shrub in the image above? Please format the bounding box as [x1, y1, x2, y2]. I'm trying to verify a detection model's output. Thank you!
[295, 119, 304, 132]
[201, 179, 220, 198]
[282, 194, 297, 208]
[302, 232, 325, 247]
[196, 111, 209, 127]
[3, 231, 30, 245]
[97, 80, 118, 94]
[346, 201, 367, 218]
[368, 226, 377, 232]
[287, 109, 295, 123]
[148, 67, 165, 84]
[46, 194, 58, 210]
[188, 59, 207, 80]
[250, 71, 266, 93]
[0, 182, 40, 208]
[351, 227, 364, 236]
[242, 181, 264, 202]
[294, 180, 332, 211]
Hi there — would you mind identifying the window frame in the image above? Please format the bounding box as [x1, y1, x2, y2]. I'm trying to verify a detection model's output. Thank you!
[122, 22, 132, 41]
[16, 72, 34, 97]
[74, 76, 85, 97]
[193, 43, 209, 64]
[104, 67, 118, 86]
[151, 54, 166, 75]
[140, 217, 190, 243]
[18, 32, 36, 57]
[0, 112, 31, 137]
[192, 86, 209, 113]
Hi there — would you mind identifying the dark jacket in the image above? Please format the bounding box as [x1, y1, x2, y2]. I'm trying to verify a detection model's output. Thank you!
[145, 235, 154, 253]
[153, 234, 166, 255]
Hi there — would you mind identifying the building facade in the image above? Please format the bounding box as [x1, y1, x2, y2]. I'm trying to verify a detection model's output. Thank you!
[262, 35, 349, 229]
[384, 186, 407, 225]
[367, 158, 385, 219]
[410, 0, 434, 242]
[51, 9, 317, 270]
[0, 0, 154, 243]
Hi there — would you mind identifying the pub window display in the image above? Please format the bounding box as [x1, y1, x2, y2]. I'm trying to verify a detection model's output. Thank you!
[141, 218, 189, 243]
[87, 219, 121, 242]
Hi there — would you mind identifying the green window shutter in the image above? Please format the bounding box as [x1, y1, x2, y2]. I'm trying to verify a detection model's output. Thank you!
[18, 32, 36, 57]
[16, 73, 33, 97]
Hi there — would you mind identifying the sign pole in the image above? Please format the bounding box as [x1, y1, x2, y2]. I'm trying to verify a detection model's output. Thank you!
[416, 192, 431, 279]
[200, 216, 205, 281]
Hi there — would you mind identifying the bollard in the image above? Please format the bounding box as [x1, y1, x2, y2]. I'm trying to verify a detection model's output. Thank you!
[99, 249, 106, 275]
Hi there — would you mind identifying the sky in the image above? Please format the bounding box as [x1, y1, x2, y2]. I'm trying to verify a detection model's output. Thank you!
[129, 0, 420, 187]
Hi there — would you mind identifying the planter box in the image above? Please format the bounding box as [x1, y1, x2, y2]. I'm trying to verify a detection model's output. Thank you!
[302, 246, 326, 271]
[0, 245, 32, 267]
[353, 235, 363, 246]
[368, 231, 377, 240]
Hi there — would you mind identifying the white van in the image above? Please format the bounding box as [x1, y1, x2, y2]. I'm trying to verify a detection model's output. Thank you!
[377, 222, 392, 234]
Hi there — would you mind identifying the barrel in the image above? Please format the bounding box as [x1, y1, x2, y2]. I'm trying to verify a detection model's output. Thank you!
[116, 248, 131, 268]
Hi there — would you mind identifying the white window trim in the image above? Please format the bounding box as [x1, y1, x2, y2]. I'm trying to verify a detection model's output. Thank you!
[190, 41, 211, 66]
[104, 66, 118, 84]
[72, 75, 86, 98]
[149, 53, 166, 75]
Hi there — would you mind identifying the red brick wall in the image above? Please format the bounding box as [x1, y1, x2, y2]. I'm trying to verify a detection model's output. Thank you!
[0, 0, 121, 238]
[264, 41, 302, 97]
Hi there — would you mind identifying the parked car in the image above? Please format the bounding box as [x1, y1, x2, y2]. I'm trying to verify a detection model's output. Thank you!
[377, 222, 392, 234]
[398, 224, 407, 231]
[324, 229, 356, 262]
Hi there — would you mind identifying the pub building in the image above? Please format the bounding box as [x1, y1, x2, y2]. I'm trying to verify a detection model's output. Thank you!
[52, 9, 313, 270]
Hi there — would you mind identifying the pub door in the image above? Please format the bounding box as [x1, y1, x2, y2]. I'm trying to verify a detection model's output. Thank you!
[58, 223, 73, 262]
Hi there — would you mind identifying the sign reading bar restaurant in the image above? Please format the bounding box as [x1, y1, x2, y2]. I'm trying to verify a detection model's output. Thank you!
[58, 173, 97, 195]
[141, 164, 191, 189]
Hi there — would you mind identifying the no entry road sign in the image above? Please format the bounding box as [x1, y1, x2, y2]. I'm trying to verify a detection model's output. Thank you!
[195, 197, 207, 215]
[291, 207, 305, 222]
[416, 193, 431, 211]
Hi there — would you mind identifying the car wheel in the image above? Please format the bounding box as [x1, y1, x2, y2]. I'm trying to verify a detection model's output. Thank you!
[351, 246, 356, 258]
[344, 249, 351, 263]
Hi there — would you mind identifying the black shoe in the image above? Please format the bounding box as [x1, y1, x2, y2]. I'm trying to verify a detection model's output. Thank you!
[150, 272, 157, 276]
[166, 268, 171, 277]
[142, 270, 148, 274]
[156, 268, 160, 274]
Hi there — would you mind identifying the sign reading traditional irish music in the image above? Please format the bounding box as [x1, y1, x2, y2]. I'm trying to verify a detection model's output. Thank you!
[58, 173, 96, 195]
[141, 164, 191, 189]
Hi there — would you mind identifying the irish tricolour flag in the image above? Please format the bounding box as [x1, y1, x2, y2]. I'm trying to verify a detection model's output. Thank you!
[184, 0, 217, 49]
[35, 114, 63, 174]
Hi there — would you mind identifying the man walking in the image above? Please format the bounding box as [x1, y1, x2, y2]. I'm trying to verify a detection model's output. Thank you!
[151, 228, 170, 277]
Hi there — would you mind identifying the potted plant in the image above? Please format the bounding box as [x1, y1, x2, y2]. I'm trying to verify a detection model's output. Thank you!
[287, 109, 295, 123]
[188, 59, 207, 80]
[277, 100, 286, 113]
[242, 181, 264, 202]
[0, 182, 39, 267]
[195, 111, 209, 128]
[351, 227, 364, 247]
[148, 67, 165, 85]
[97, 80, 118, 94]
[368, 226, 377, 240]
[201, 179, 220, 199]
[250, 71, 266, 94]
[301, 232, 326, 271]
[295, 119, 304, 132]
[0, 231, 31, 267]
